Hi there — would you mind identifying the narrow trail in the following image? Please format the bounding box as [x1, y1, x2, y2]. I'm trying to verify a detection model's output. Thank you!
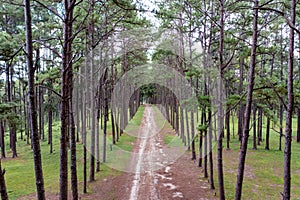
[126, 105, 205, 200]
[129, 105, 162, 200]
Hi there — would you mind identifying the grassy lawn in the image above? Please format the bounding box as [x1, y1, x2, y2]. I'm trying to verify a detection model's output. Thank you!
[2, 106, 145, 199]
[196, 116, 300, 200]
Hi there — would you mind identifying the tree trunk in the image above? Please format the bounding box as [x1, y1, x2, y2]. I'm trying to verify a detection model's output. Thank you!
[82, 69, 87, 193]
[70, 87, 78, 200]
[297, 29, 300, 143]
[297, 104, 300, 143]
[0, 121, 5, 158]
[180, 106, 185, 145]
[48, 108, 53, 154]
[185, 109, 190, 150]
[48, 80, 53, 154]
[6, 62, 17, 157]
[89, 0, 96, 181]
[190, 111, 196, 160]
[283, 0, 295, 199]
[235, 0, 258, 199]
[103, 68, 108, 163]
[217, 0, 226, 199]
[198, 111, 204, 167]
[60, 0, 75, 199]
[265, 117, 270, 150]
[24, 0, 46, 199]
[0, 159, 8, 200]
[238, 57, 244, 142]
[208, 109, 215, 189]
[252, 104, 257, 150]
[279, 104, 283, 151]
[36, 48, 44, 141]
[257, 107, 263, 145]
[82, 33, 88, 194]
[226, 109, 230, 149]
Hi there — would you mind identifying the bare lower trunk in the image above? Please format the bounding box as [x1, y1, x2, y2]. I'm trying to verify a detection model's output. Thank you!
[252, 104, 257, 150]
[0, 121, 5, 158]
[265, 117, 270, 150]
[279, 104, 283, 151]
[70, 112, 78, 199]
[208, 110, 215, 189]
[0, 159, 8, 200]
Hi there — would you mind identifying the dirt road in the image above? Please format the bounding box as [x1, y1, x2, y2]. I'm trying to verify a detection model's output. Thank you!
[125, 105, 215, 200]
[128, 105, 169, 200]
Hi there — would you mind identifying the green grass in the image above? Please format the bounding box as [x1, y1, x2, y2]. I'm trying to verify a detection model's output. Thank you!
[2, 106, 146, 199]
[2, 121, 119, 199]
[122, 105, 145, 134]
[215, 136, 300, 200]
[104, 106, 145, 171]
[192, 115, 300, 200]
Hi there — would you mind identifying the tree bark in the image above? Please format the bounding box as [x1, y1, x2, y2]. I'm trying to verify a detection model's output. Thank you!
[24, 0, 46, 199]
[297, 29, 300, 143]
[252, 104, 257, 150]
[283, 0, 295, 199]
[70, 88, 78, 200]
[60, 0, 75, 199]
[0, 121, 5, 158]
[103, 68, 108, 163]
[257, 107, 263, 145]
[235, 0, 258, 199]
[265, 117, 270, 150]
[89, 0, 96, 181]
[0, 159, 8, 200]
[217, 0, 226, 199]
[48, 80, 53, 154]
[208, 109, 215, 189]
[238, 57, 244, 142]
[225, 108, 230, 150]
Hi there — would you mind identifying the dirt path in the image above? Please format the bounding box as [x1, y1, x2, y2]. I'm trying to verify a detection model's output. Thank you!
[128, 105, 165, 200]
[123, 105, 216, 200]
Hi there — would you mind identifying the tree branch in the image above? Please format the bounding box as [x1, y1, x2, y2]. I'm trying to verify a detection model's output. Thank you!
[32, 40, 61, 59]
[36, 84, 61, 98]
[33, 0, 63, 21]
[255, 7, 300, 34]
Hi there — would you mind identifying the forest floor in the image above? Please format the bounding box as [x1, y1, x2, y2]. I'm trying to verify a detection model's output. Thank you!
[15, 104, 300, 199]
[80, 105, 217, 200]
